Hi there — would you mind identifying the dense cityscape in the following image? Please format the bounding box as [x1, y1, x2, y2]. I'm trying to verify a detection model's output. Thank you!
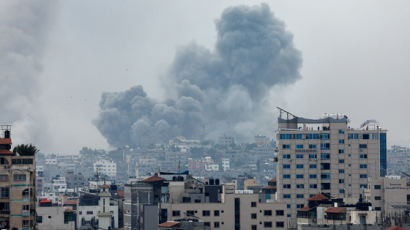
[2, 1, 410, 230]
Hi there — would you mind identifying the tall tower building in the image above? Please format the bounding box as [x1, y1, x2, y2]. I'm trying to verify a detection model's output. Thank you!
[0, 125, 36, 229]
[275, 109, 387, 219]
[98, 184, 113, 230]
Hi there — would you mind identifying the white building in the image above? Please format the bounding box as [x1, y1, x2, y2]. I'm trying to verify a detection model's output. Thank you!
[45, 158, 57, 165]
[205, 163, 219, 171]
[94, 159, 117, 178]
[221, 158, 230, 171]
[52, 175, 67, 194]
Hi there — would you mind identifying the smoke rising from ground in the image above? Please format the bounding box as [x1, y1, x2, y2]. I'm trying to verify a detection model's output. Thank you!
[95, 4, 302, 147]
[0, 1, 56, 146]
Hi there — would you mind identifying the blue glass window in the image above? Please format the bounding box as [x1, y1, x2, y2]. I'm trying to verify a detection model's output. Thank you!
[339, 189, 345, 194]
[339, 159, 344, 164]
[321, 173, 331, 179]
[339, 169, 345, 174]
[282, 144, 291, 149]
[309, 164, 317, 169]
[321, 153, 330, 160]
[283, 184, 291, 189]
[283, 154, 291, 159]
[360, 174, 368, 179]
[309, 174, 317, 179]
[296, 154, 304, 159]
[359, 144, 367, 149]
[380, 133, 387, 176]
[283, 194, 291, 199]
[309, 154, 317, 159]
[296, 174, 304, 179]
[309, 184, 317, 189]
[296, 164, 304, 169]
[309, 144, 316, 149]
[283, 164, 291, 169]
[287, 204, 291, 209]
[360, 164, 367, 169]
[339, 179, 344, 184]
[296, 144, 304, 149]
[296, 194, 304, 199]
[339, 130, 344, 134]
[321, 143, 330, 150]
[339, 139, 345, 144]
[321, 133, 330, 140]
[296, 184, 304, 189]
[348, 133, 359, 139]
[339, 149, 344, 154]
[360, 154, 367, 159]
[283, 174, 291, 179]
[360, 184, 368, 188]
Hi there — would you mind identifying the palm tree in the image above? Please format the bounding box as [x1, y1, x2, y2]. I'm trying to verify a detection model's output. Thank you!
[12, 144, 38, 156]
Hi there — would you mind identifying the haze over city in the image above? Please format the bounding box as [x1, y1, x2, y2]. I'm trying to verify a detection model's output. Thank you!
[2, 0, 410, 154]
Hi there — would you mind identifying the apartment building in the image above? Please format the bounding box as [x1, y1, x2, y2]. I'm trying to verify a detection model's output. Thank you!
[0, 126, 36, 229]
[93, 159, 117, 178]
[124, 172, 287, 230]
[275, 109, 387, 220]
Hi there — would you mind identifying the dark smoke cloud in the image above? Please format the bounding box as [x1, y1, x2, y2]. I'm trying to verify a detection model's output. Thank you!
[95, 4, 302, 147]
[0, 1, 56, 146]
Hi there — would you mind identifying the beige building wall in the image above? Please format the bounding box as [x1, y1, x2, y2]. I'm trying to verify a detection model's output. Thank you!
[277, 119, 385, 218]
[163, 193, 287, 230]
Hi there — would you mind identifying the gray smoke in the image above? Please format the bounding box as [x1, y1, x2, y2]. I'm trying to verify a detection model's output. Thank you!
[95, 4, 302, 147]
[0, 1, 56, 145]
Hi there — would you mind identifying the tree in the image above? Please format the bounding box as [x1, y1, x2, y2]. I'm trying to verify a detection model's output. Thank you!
[13, 144, 38, 156]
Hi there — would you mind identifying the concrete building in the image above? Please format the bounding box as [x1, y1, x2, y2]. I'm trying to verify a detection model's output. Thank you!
[36, 201, 76, 230]
[365, 175, 410, 216]
[94, 159, 117, 179]
[125, 172, 288, 230]
[276, 109, 387, 220]
[0, 126, 36, 230]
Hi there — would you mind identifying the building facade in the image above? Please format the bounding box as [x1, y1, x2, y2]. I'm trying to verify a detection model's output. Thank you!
[0, 126, 36, 229]
[276, 109, 387, 220]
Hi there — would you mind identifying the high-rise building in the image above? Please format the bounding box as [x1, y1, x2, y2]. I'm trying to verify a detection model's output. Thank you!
[0, 125, 36, 229]
[275, 109, 387, 219]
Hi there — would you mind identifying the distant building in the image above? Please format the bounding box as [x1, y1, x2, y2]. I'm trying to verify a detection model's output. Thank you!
[221, 158, 230, 171]
[218, 135, 234, 146]
[254, 134, 269, 147]
[93, 159, 117, 178]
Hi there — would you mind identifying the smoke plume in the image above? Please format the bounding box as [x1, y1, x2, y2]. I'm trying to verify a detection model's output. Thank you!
[95, 4, 302, 147]
[0, 1, 56, 146]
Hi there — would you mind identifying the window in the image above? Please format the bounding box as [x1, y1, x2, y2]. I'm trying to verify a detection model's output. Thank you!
[13, 174, 26, 181]
[296, 144, 304, 149]
[12, 159, 33, 164]
[214, 210, 220, 216]
[374, 185, 381, 190]
[360, 164, 367, 169]
[309, 154, 317, 159]
[309, 164, 317, 169]
[360, 154, 368, 159]
[296, 184, 304, 189]
[276, 221, 285, 228]
[296, 164, 304, 169]
[36, 216, 43, 223]
[339, 139, 345, 144]
[348, 133, 359, 139]
[321, 173, 331, 179]
[321, 133, 330, 140]
[0, 158, 8, 165]
[375, 207, 381, 211]
[214, 222, 220, 228]
[375, 196, 381, 200]
[22, 220, 30, 227]
[309, 184, 317, 189]
[339, 149, 344, 154]
[204, 222, 210, 227]
[339, 129, 344, 134]
[309, 174, 317, 179]
[0, 175, 7, 182]
[339, 179, 344, 184]
[339, 189, 345, 194]
[296, 154, 304, 159]
[362, 134, 369, 139]
[360, 184, 368, 189]
[359, 144, 367, 149]
[321, 153, 330, 160]
[264, 210, 272, 216]
[287, 204, 291, 209]
[251, 225, 257, 230]
[283, 184, 291, 189]
[339, 169, 345, 174]
[283, 164, 290, 169]
[86, 211, 93, 215]
[296, 194, 304, 199]
[251, 202, 257, 207]
[251, 213, 257, 219]
[339, 159, 344, 164]
[309, 144, 316, 149]
[283, 194, 291, 199]
[172, 210, 180, 216]
[264, 222, 272, 228]
[0, 188, 9, 198]
[296, 204, 304, 208]
[22, 188, 33, 197]
[283, 154, 291, 159]
[307, 133, 320, 139]
[282, 144, 290, 149]
[360, 174, 368, 179]
[283, 174, 291, 179]
[296, 174, 304, 179]
[276, 210, 284, 216]
[320, 143, 330, 150]
[202, 210, 210, 216]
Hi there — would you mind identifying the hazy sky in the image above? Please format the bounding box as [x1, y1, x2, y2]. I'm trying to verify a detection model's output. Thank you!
[2, 0, 410, 154]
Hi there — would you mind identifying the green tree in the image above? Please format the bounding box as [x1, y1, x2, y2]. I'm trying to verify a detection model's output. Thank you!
[13, 144, 38, 156]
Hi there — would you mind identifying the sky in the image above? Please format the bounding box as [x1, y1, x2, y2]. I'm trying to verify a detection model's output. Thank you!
[1, 0, 410, 154]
